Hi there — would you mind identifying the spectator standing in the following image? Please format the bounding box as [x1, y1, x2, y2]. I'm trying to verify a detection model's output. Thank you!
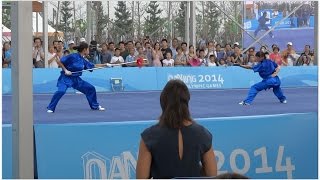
[207, 55, 218, 67]
[162, 52, 175, 67]
[174, 47, 188, 67]
[152, 42, 163, 67]
[2, 41, 12, 68]
[32, 37, 45, 68]
[144, 42, 153, 66]
[100, 43, 112, 64]
[170, 38, 179, 58]
[136, 79, 217, 179]
[48, 44, 59, 68]
[161, 39, 173, 60]
[269, 47, 283, 66]
[110, 48, 125, 67]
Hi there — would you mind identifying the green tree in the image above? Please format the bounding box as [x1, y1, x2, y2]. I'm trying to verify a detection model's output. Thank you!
[58, 1, 74, 35]
[144, 1, 163, 39]
[75, 19, 87, 38]
[93, 1, 108, 43]
[114, 1, 133, 39]
[206, 2, 221, 40]
[174, 2, 186, 40]
[2, 8, 11, 29]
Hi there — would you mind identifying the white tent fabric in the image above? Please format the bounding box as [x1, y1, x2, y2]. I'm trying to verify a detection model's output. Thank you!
[2, 13, 58, 33]
[2, 25, 10, 32]
[2, 25, 11, 42]
[32, 12, 57, 32]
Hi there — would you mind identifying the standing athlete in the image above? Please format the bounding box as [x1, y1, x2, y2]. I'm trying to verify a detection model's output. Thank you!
[47, 42, 107, 113]
[237, 51, 287, 105]
[254, 12, 274, 38]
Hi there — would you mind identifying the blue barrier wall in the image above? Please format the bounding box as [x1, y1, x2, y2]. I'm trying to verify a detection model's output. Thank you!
[3, 113, 316, 179]
[2, 66, 318, 94]
[2, 125, 12, 179]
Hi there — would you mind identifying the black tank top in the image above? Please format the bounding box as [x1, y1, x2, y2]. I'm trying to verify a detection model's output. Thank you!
[141, 122, 212, 179]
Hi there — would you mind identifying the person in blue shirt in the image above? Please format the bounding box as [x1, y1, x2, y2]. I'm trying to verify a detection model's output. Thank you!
[47, 42, 108, 113]
[254, 12, 274, 38]
[237, 51, 287, 105]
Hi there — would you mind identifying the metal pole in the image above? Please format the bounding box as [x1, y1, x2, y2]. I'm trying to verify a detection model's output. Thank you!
[11, 1, 34, 178]
[170, 2, 173, 41]
[36, 12, 38, 33]
[43, 1, 48, 68]
[168, 1, 171, 42]
[87, 1, 92, 43]
[242, 1, 245, 48]
[214, 3, 269, 51]
[190, 1, 196, 49]
[56, 1, 60, 33]
[107, 1, 110, 40]
[185, 1, 190, 44]
[73, 1, 76, 40]
[132, 1, 134, 39]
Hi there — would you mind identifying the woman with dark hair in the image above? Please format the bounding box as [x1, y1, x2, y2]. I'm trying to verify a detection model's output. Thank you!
[136, 79, 217, 179]
[47, 42, 108, 113]
[152, 42, 163, 67]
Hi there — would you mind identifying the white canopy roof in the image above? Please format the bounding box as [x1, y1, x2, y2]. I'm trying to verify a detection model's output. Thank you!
[33, 12, 57, 33]
[2, 25, 10, 32]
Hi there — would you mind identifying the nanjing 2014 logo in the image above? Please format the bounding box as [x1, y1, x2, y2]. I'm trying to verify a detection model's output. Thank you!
[82, 151, 137, 179]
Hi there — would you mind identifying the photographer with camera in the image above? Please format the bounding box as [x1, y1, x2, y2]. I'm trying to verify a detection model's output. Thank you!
[87, 40, 101, 64]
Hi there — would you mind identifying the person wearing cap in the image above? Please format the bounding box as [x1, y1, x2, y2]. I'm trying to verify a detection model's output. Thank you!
[79, 37, 86, 43]
[237, 51, 287, 105]
[233, 42, 240, 48]
[254, 12, 274, 38]
[281, 42, 298, 66]
[67, 40, 77, 54]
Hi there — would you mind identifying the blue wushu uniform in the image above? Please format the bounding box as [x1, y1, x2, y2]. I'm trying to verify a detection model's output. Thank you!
[243, 59, 286, 104]
[47, 53, 100, 112]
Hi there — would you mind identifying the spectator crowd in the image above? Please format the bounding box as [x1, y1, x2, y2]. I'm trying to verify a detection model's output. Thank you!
[2, 36, 315, 68]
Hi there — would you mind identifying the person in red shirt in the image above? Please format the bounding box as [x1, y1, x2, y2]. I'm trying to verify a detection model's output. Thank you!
[269, 46, 285, 66]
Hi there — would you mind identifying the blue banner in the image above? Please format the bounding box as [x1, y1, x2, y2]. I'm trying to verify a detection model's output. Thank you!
[28, 113, 317, 179]
[2, 125, 12, 179]
[2, 66, 318, 94]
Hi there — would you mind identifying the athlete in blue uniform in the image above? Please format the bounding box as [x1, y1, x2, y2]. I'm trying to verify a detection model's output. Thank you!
[47, 42, 108, 113]
[237, 51, 287, 105]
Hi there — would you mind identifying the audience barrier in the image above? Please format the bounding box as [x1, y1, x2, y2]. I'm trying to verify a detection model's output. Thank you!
[2, 113, 317, 179]
[2, 66, 318, 94]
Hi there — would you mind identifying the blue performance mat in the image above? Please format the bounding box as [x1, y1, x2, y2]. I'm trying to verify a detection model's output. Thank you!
[2, 87, 317, 124]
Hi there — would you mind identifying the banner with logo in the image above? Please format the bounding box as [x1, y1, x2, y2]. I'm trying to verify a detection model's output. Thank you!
[2, 66, 317, 94]
[28, 113, 317, 179]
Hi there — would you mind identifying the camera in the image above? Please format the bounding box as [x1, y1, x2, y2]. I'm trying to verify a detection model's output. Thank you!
[89, 40, 98, 51]
[89, 41, 98, 60]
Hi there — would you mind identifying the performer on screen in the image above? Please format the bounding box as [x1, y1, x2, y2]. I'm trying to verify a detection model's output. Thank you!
[237, 51, 287, 105]
[47, 42, 107, 113]
[254, 12, 274, 38]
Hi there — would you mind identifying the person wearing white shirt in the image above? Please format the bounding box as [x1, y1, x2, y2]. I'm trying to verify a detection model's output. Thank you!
[48, 45, 59, 68]
[125, 48, 136, 67]
[199, 49, 208, 66]
[110, 48, 125, 67]
[207, 55, 218, 67]
[162, 52, 175, 67]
